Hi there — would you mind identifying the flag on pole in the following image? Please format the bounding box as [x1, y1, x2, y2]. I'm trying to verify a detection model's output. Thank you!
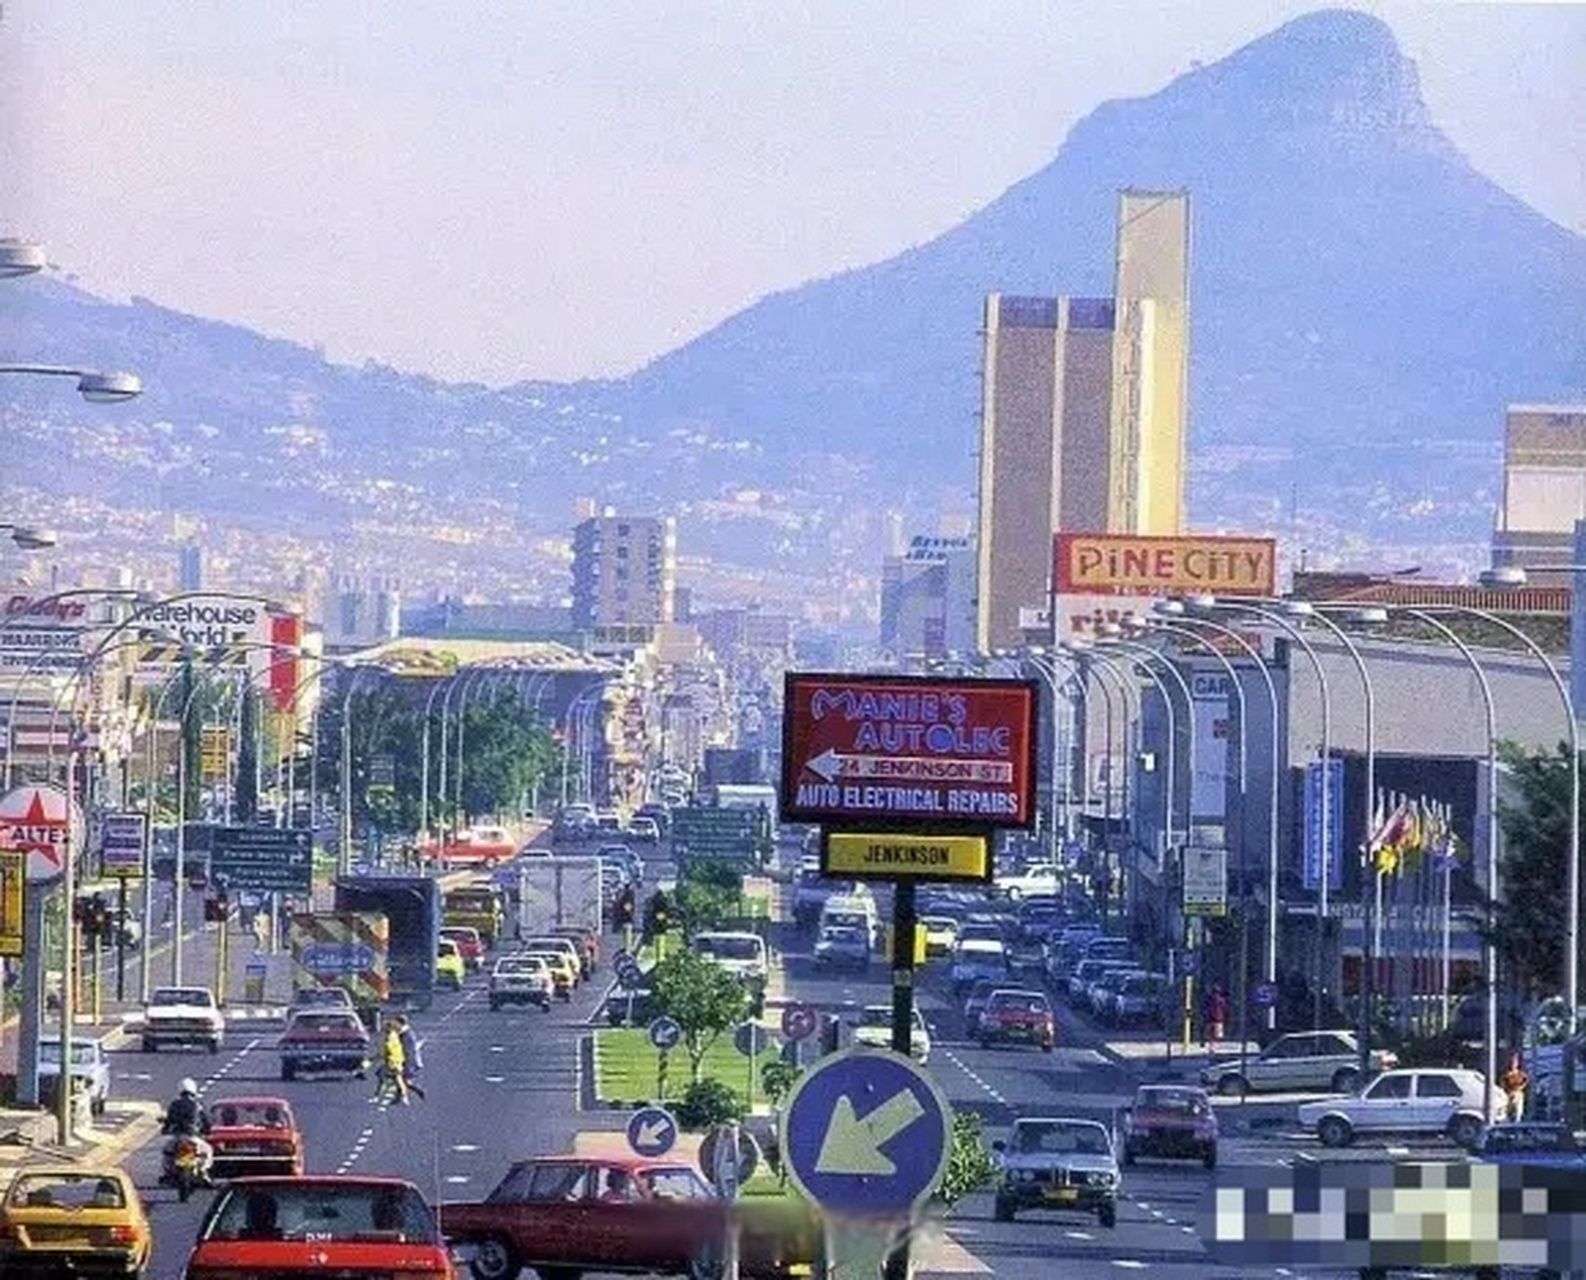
[1370, 799, 1410, 875]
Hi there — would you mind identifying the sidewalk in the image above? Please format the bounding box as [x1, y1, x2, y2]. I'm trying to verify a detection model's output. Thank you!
[0, 1099, 163, 1171]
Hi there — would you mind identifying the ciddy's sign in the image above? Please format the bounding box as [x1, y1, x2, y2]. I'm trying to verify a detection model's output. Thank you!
[1055, 533, 1277, 598]
[781, 673, 1039, 830]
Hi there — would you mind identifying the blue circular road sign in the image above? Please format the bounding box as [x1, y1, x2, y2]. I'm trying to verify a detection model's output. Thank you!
[780, 1046, 951, 1219]
[1180, 951, 1200, 976]
[733, 1022, 770, 1058]
[648, 1016, 683, 1051]
[780, 1002, 819, 1043]
[626, 1105, 679, 1159]
[1253, 981, 1278, 1009]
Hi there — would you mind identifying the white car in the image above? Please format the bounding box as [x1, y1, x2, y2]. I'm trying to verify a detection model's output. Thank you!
[488, 955, 553, 1010]
[920, 915, 960, 958]
[996, 864, 1062, 900]
[852, 1004, 931, 1064]
[37, 1036, 112, 1116]
[692, 931, 769, 984]
[1296, 1067, 1502, 1149]
[142, 985, 224, 1054]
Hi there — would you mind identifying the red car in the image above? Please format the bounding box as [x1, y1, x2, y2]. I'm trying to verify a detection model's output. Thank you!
[440, 927, 487, 972]
[205, 1096, 305, 1179]
[1120, 1084, 1219, 1169]
[182, 1176, 454, 1278]
[975, 988, 1056, 1052]
[440, 1155, 816, 1279]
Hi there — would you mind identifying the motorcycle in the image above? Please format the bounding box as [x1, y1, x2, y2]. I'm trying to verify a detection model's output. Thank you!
[161, 1135, 213, 1202]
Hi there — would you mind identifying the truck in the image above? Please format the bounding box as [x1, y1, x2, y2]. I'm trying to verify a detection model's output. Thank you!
[288, 912, 392, 1027]
[442, 880, 507, 948]
[517, 857, 604, 942]
[423, 825, 516, 869]
[333, 875, 442, 1011]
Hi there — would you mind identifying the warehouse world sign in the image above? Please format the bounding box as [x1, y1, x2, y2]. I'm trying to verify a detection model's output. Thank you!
[1054, 533, 1277, 598]
[781, 673, 1038, 829]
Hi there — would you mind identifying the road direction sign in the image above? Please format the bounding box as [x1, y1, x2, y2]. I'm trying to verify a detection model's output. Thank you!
[613, 950, 645, 989]
[734, 1022, 770, 1058]
[648, 1016, 682, 1051]
[1253, 981, 1278, 1009]
[780, 1046, 951, 1218]
[301, 942, 377, 976]
[626, 1105, 678, 1159]
[781, 1002, 818, 1043]
[100, 811, 147, 876]
[210, 826, 312, 894]
[669, 806, 762, 865]
[699, 1123, 761, 1196]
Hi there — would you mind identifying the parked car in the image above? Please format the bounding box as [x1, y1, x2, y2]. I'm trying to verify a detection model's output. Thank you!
[277, 1008, 372, 1081]
[489, 955, 553, 1011]
[205, 1096, 305, 1178]
[37, 1035, 112, 1116]
[440, 1155, 818, 1279]
[142, 985, 225, 1055]
[0, 1167, 150, 1276]
[993, 1117, 1119, 1227]
[813, 924, 870, 973]
[851, 1004, 931, 1064]
[976, 989, 1056, 1052]
[183, 1177, 451, 1276]
[1118, 1085, 1218, 1168]
[1201, 1030, 1397, 1097]
[1296, 1068, 1502, 1149]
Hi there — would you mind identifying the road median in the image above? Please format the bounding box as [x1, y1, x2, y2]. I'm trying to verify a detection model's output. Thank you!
[587, 1026, 778, 1111]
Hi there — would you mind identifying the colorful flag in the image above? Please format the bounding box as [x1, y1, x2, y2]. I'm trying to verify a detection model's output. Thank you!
[1370, 799, 1410, 874]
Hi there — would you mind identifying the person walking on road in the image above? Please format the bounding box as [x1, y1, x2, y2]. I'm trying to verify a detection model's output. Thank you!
[375, 1021, 409, 1106]
[395, 1015, 426, 1102]
[1501, 1051, 1529, 1123]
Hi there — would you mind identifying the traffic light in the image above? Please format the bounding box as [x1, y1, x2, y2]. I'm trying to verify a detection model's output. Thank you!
[642, 889, 672, 942]
[617, 885, 637, 927]
[204, 896, 230, 923]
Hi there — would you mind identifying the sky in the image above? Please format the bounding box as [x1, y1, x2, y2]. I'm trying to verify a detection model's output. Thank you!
[1, 1, 1582, 386]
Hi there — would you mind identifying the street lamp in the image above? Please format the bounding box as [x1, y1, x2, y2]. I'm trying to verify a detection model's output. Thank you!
[1061, 641, 1120, 918]
[0, 524, 58, 551]
[1024, 648, 1080, 853]
[0, 239, 46, 278]
[0, 365, 142, 402]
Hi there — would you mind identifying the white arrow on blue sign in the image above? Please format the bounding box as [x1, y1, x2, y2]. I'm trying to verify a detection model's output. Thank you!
[779, 1046, 951, 1218]
[648, 1016, 682, 1051]
[626, 1105, 678, 1159]
[1253, 981, 1278, 1009]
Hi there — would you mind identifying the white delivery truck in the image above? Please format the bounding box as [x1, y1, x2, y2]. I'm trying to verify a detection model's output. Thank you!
[517, 856, 605, 940]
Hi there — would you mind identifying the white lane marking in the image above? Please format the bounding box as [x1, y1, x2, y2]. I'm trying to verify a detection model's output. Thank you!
[1112, 1263, 1149, 1270]
[1064, 1230, 1093, 1241]
[485, 1075, 505, 1084]
[445, 1175, 470, 1184]
[1180, 1225, 1196, 1234]
[489, 1045, 506, 1053]
[452, 1143, 480, 1153]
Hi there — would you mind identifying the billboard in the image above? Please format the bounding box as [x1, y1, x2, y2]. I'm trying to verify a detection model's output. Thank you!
[781, 672, 1039, 829]
[1302, 758, 1345, 893]
[1190, 670, 1230, 821]
[1183, 845, 1228, 916]
[1051, 593, 1152, 641]
[0, 588, 101, 677]
[1054, 533, 1277, 599]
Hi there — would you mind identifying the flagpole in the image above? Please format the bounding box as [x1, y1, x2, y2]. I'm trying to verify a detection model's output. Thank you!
[1440, 803, 1453, 1031]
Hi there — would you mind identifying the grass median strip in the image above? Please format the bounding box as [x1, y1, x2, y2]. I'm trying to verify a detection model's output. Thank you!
[593, 1027, 779, 1105]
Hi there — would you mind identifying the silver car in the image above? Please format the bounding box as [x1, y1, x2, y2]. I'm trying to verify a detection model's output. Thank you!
[37, 1036, 111, 1116]
[1200, 1029, 1398, 1097]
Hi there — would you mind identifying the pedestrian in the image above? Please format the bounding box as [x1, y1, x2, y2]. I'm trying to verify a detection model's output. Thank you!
[1204, 985, 1228, 1052]
[395, 1015, 426, 1102]
[375, 1020, 409, 1106]
[1501, 1051, 1529, 1123]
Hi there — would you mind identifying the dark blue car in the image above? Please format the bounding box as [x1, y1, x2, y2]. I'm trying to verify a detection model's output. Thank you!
[1472, 1121, 1586, 1169]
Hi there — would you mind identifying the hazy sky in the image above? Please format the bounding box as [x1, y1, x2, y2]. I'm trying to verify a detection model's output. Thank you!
[2, 2, 1582, 385]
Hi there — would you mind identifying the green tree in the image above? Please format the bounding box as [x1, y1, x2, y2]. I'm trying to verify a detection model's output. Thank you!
[936, 1109, 999, 1209]
[650, 947, 748, 1084]
[1493, 740, 1585, 999]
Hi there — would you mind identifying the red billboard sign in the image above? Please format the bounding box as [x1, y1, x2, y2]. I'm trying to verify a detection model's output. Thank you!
[780, 673, 1039, 829]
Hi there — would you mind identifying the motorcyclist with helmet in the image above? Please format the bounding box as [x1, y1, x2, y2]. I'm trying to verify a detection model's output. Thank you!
[161, 1078, 214, 1185]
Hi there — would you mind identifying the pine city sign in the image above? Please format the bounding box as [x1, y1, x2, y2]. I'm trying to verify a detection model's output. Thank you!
[1054, 533, 1277, 598]
[781, 673, 1038, 829]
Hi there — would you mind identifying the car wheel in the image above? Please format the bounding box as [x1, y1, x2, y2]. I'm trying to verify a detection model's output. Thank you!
[1203, 1144, 1218, 1170]
[1449, 1113, 1484, 1149]
[1331, 1067, 1361, 1093]
[141, 1038, 156, 1054]
[1216, 1075, 1247, 1098]
[1098, 1201, 1117, 1229]
[281, 1062, 296, 1081]
[488, 998, 500, 1011]
[469, 1234, 522, 1280]
[993, 1197, 1014, 1223]
[1317, 1115, 1353, 1149]
[208, 1039, 221, 1055]
[1005, 886, 1022, 901]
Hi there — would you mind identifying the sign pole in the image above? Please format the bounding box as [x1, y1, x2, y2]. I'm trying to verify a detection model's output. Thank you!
[15, 882, 46, 1106]
[57, 751, 79, 1147]
[217, 906, 230, 1006]
[115, 874, 128, 1002]
[884, 880, 919, 1280]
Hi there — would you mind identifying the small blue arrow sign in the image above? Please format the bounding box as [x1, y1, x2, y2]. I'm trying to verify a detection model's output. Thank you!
[781, 1002, 818, 1043]
[616, 958, 645, 990]
[734, 1022, 770, 1058]
[780, 1046, 951, 1217]
[626, 1105, 678, 1159]
[1180, 951, 1200, 975]
[648, 1016, 683, 1051]
[1253, 981, 1278, 1009]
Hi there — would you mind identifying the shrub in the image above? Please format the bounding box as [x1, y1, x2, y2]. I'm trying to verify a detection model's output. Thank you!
[674, 1078, 745, 1130]
[760, 1060, 802, 1109]
[936, 1109, 999, 1208]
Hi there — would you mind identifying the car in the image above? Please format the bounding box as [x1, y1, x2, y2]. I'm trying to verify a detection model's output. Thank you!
[1118, 1085, 1219, 1168]
[1296, 1067, 1503, 1149]
[37, 1035, 112, 1117]
[625, 816, 661, 844]
[277, 1008, 372, 1081]
[142, 984, 225, 1054]
[602, 986, 660, 1027]
[523, 950, 577, 1001]
[437, 938, 468, 990]
[812, 924, 871, 973]
[439, 1154, 818, 1280]
[995, 864, 1062, 900]
[521, 935, 583, 981]
[950, 939, 1011, 994]
[598, 844, 645, 886]
[289, 986, 357, 1014]
[205, 1096, 305, 1178]
[976, 988, 1056, 1052]
[489, 955, 553, 1011]
[1064, 957, 1133, 1005]
[440, 926, 487, 972]
[550, 925, 601, 977]
[692, 931, 769, 984]
[961, 979, 1002, 1037]
[851, 1004, 931, 1063]
[1087, 966, 1147, 1018]
[993, 1117, 1120, 1227]
[183, 1176, 453, 1276]
[1470, 1121, 1586, 1169]
[1106, 972, 1173, 1026]
[919, 915, 960, 958]
[1201, 1029, 1398, 1097]
[0, 1167, 150, 1277]
[792, 870, 835, 929]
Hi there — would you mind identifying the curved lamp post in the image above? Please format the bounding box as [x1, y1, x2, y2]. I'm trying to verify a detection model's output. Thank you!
[0, 365, 142, 402]
[0, 239, 47, 278]
[0, 524, 58, 551]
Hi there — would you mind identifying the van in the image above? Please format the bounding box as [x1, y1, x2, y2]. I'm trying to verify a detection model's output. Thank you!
[819, 894, 878, 943]
[692, 931, 769, 984]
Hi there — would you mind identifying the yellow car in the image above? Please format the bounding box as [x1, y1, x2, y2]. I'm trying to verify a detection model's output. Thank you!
[0, 1167, 150, 1276]
[436, 938, 467, 990]
[524, 950, 577, 1001]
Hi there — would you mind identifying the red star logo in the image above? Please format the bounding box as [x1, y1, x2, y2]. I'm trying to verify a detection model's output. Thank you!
[3, 792, 67, 868]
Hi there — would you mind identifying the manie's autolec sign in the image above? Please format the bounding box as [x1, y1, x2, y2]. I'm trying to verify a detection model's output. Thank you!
[781, 673, 1038, 829]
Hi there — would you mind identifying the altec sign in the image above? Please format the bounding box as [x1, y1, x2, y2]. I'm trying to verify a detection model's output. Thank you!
[781, 673, 1038, 829]
[1054, 533, 1277, 598]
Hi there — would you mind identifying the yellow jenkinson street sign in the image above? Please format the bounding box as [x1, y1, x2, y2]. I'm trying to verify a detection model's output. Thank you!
[0, 850, 24, 957]
[823, 832, 991, 883]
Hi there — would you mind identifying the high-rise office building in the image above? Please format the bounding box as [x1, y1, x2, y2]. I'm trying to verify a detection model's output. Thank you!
[178, 543, 206, 592]
[881, 535, 977, 660]
[570, 512, 677, 635]
[1492, 404, 1586, 586]
[975, 190, 1190, 651]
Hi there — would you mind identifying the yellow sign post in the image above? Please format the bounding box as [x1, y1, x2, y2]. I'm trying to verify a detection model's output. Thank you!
[0, 851, 23, 957]
[823, 832, 990, 883]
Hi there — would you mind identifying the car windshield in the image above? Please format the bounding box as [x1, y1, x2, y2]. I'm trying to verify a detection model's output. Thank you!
[204, 1182, 437, 1243]
[990, 993, 1049, 1014]
[696, 936, 761, 961]
[38, 1041, 100, 1066]
[211, 1101, 292, 1129]
[438, 941, 460, 957]
[10, 1172, 124, 1209]
[150, 988, 211, 1007]
[821, 927, 865, 945]
[289, 1013, 362, 1034]
[498, 957, 546, 972]
[823, 911, 868, 930]
[1012, 1121, 1110, 1156]
[1138, 1089, 1207, 1115]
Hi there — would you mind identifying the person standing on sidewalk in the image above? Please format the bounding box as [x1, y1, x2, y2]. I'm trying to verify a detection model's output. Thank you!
[395, 1015, 426, 1102]
[1204, 985, 1228, 1052]
[1501, 1052, 1529, 1123]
